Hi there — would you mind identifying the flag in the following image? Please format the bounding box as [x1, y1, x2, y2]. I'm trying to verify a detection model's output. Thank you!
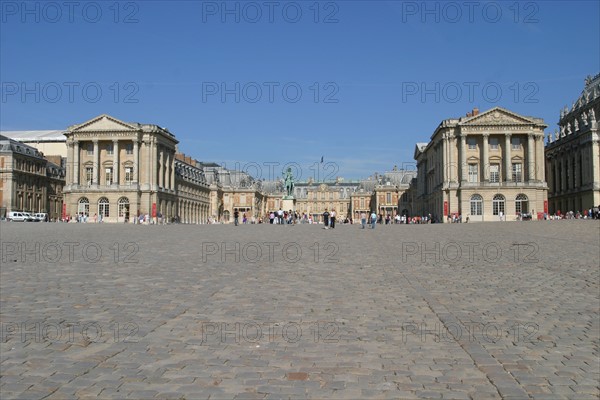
[320, 156, 324, 163]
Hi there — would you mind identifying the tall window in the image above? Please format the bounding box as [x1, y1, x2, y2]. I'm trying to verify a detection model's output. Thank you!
[125, 167, 133, 184]
[386, 193, 392, 203]
[125, 143, 133, 155]
[118, 197, 130, 218]
[106, 143, 114, 155]
[470, 194, 482, 216]
[329, 192, 333, 200]
[571, 157, 576, 188]
[492, 194, 505, 216]
[360, 198, 365, 208]
[321, 192, 325, 200]
[515, 194, 528, 214]
[98, 197, 110, 217]
[78, 197, 90, 216]
[489, 138, 499, 150]
[511, 137, 521, 150]
[85, 167, 93, 185]
[86, 143, 93, 155]
[105, 167, 113, 185]
[490, 164, 500, 183]
[468, 164, 478, 183]
[468, 137, 477, 150]
[512, 163, 522, 182]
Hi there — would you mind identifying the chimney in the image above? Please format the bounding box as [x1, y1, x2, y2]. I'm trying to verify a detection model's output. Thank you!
[472, 107, 479, 116]
[466, 112, 472, 117]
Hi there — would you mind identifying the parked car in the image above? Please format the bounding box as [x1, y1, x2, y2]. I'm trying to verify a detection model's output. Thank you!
[7, 212, 34, 222]
[23, 212, 38, 222]
[33, 213, 49, 222]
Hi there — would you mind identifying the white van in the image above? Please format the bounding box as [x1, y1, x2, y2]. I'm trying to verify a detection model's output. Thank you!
[23, 212, 37, 222]
[33, 213, 49, 222]
[7, 212, 33, 222]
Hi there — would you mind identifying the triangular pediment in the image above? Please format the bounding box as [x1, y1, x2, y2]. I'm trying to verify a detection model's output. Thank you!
[461, 107, 535, 126]
[70, 114, 137, 132]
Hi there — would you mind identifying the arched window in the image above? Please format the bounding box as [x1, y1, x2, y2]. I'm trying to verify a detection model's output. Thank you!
[223, 210, 230, 222]
[470, 194, 483, 216]
[118, 197, 130, 218]
[492, 194, 505, 216]
[98, 197, 110, 217]
[78, 197, 89, 216]
[515, 194, 528, 214]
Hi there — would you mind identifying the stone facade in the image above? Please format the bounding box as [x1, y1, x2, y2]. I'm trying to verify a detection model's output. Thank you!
[174, 154, 211, 223]
[63, 114, 211, 223]
[414, 107, 548, 222]
[545, 74, 600, 214]
[0, 135, 66, 220]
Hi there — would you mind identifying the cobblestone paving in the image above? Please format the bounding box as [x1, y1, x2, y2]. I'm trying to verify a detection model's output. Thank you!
[1, 221, 599, 399]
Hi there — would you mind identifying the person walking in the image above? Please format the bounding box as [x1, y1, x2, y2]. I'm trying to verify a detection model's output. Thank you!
[234, 209, 239, 226]
[370, 211, 377, 229]
[323, 209, 330, 229]
[360, 211, 367, 229]
[330, 209, 336, 229]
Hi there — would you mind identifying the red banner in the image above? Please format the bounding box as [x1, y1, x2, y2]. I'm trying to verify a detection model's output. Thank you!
[443, 201, 448, 216]
[544, 200, 548, 214]
[152, 203, 157, 218]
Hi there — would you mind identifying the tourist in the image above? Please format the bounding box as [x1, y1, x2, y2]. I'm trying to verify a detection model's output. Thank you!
[234, 209, 239, 226]
[360, 211, 367, 229]
[370, 211, 377, 229]
[330, 209, 336, 229]
[323, 209, 330, 229]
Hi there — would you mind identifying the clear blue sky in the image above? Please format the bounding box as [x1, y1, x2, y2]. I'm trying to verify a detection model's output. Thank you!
[1, 0, 599, 179]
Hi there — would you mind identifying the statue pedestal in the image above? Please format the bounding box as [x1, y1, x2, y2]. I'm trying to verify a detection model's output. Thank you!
[281, 197, 296, 212]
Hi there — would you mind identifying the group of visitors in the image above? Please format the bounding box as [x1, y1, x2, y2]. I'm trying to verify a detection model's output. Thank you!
[547, 207, 600, 220]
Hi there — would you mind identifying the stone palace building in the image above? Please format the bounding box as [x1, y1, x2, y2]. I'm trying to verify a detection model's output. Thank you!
[545, 73, 600, 214]
[414, 107, 548, 222]
[3, 73, 598, 223]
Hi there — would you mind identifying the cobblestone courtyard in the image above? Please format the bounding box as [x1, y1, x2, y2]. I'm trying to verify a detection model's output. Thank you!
[1, 221, 599, 399]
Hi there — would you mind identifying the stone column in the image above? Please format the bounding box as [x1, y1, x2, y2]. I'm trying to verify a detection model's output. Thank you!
[74, 141, 80, 185]
[133, 140, 139, 184]
[170, 152, 176, 190]
[527, 133, 535, 181]
[156, 139, 158, 190]
[504, 134, 512, 182]
[447, 135, 454, 182]
[165, 152, 170, 190]
[592, 139, 600, 188]
[145, 140, 152, 190]
[93, 140, 99, 185]
[547, 157, 553, 193]
[67, 141, 74, 185]
[554, 156, 560, 193]
[442, 134, 448, 182]
[113, 140, 119, 185]
[460, 134, 466, 182]
[537, 135, 545, 182]
[482, 133, 490, 182]
[159, 149, 164, 188]
[561, 153, 567, 192]
[573, 149, 579, 188]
